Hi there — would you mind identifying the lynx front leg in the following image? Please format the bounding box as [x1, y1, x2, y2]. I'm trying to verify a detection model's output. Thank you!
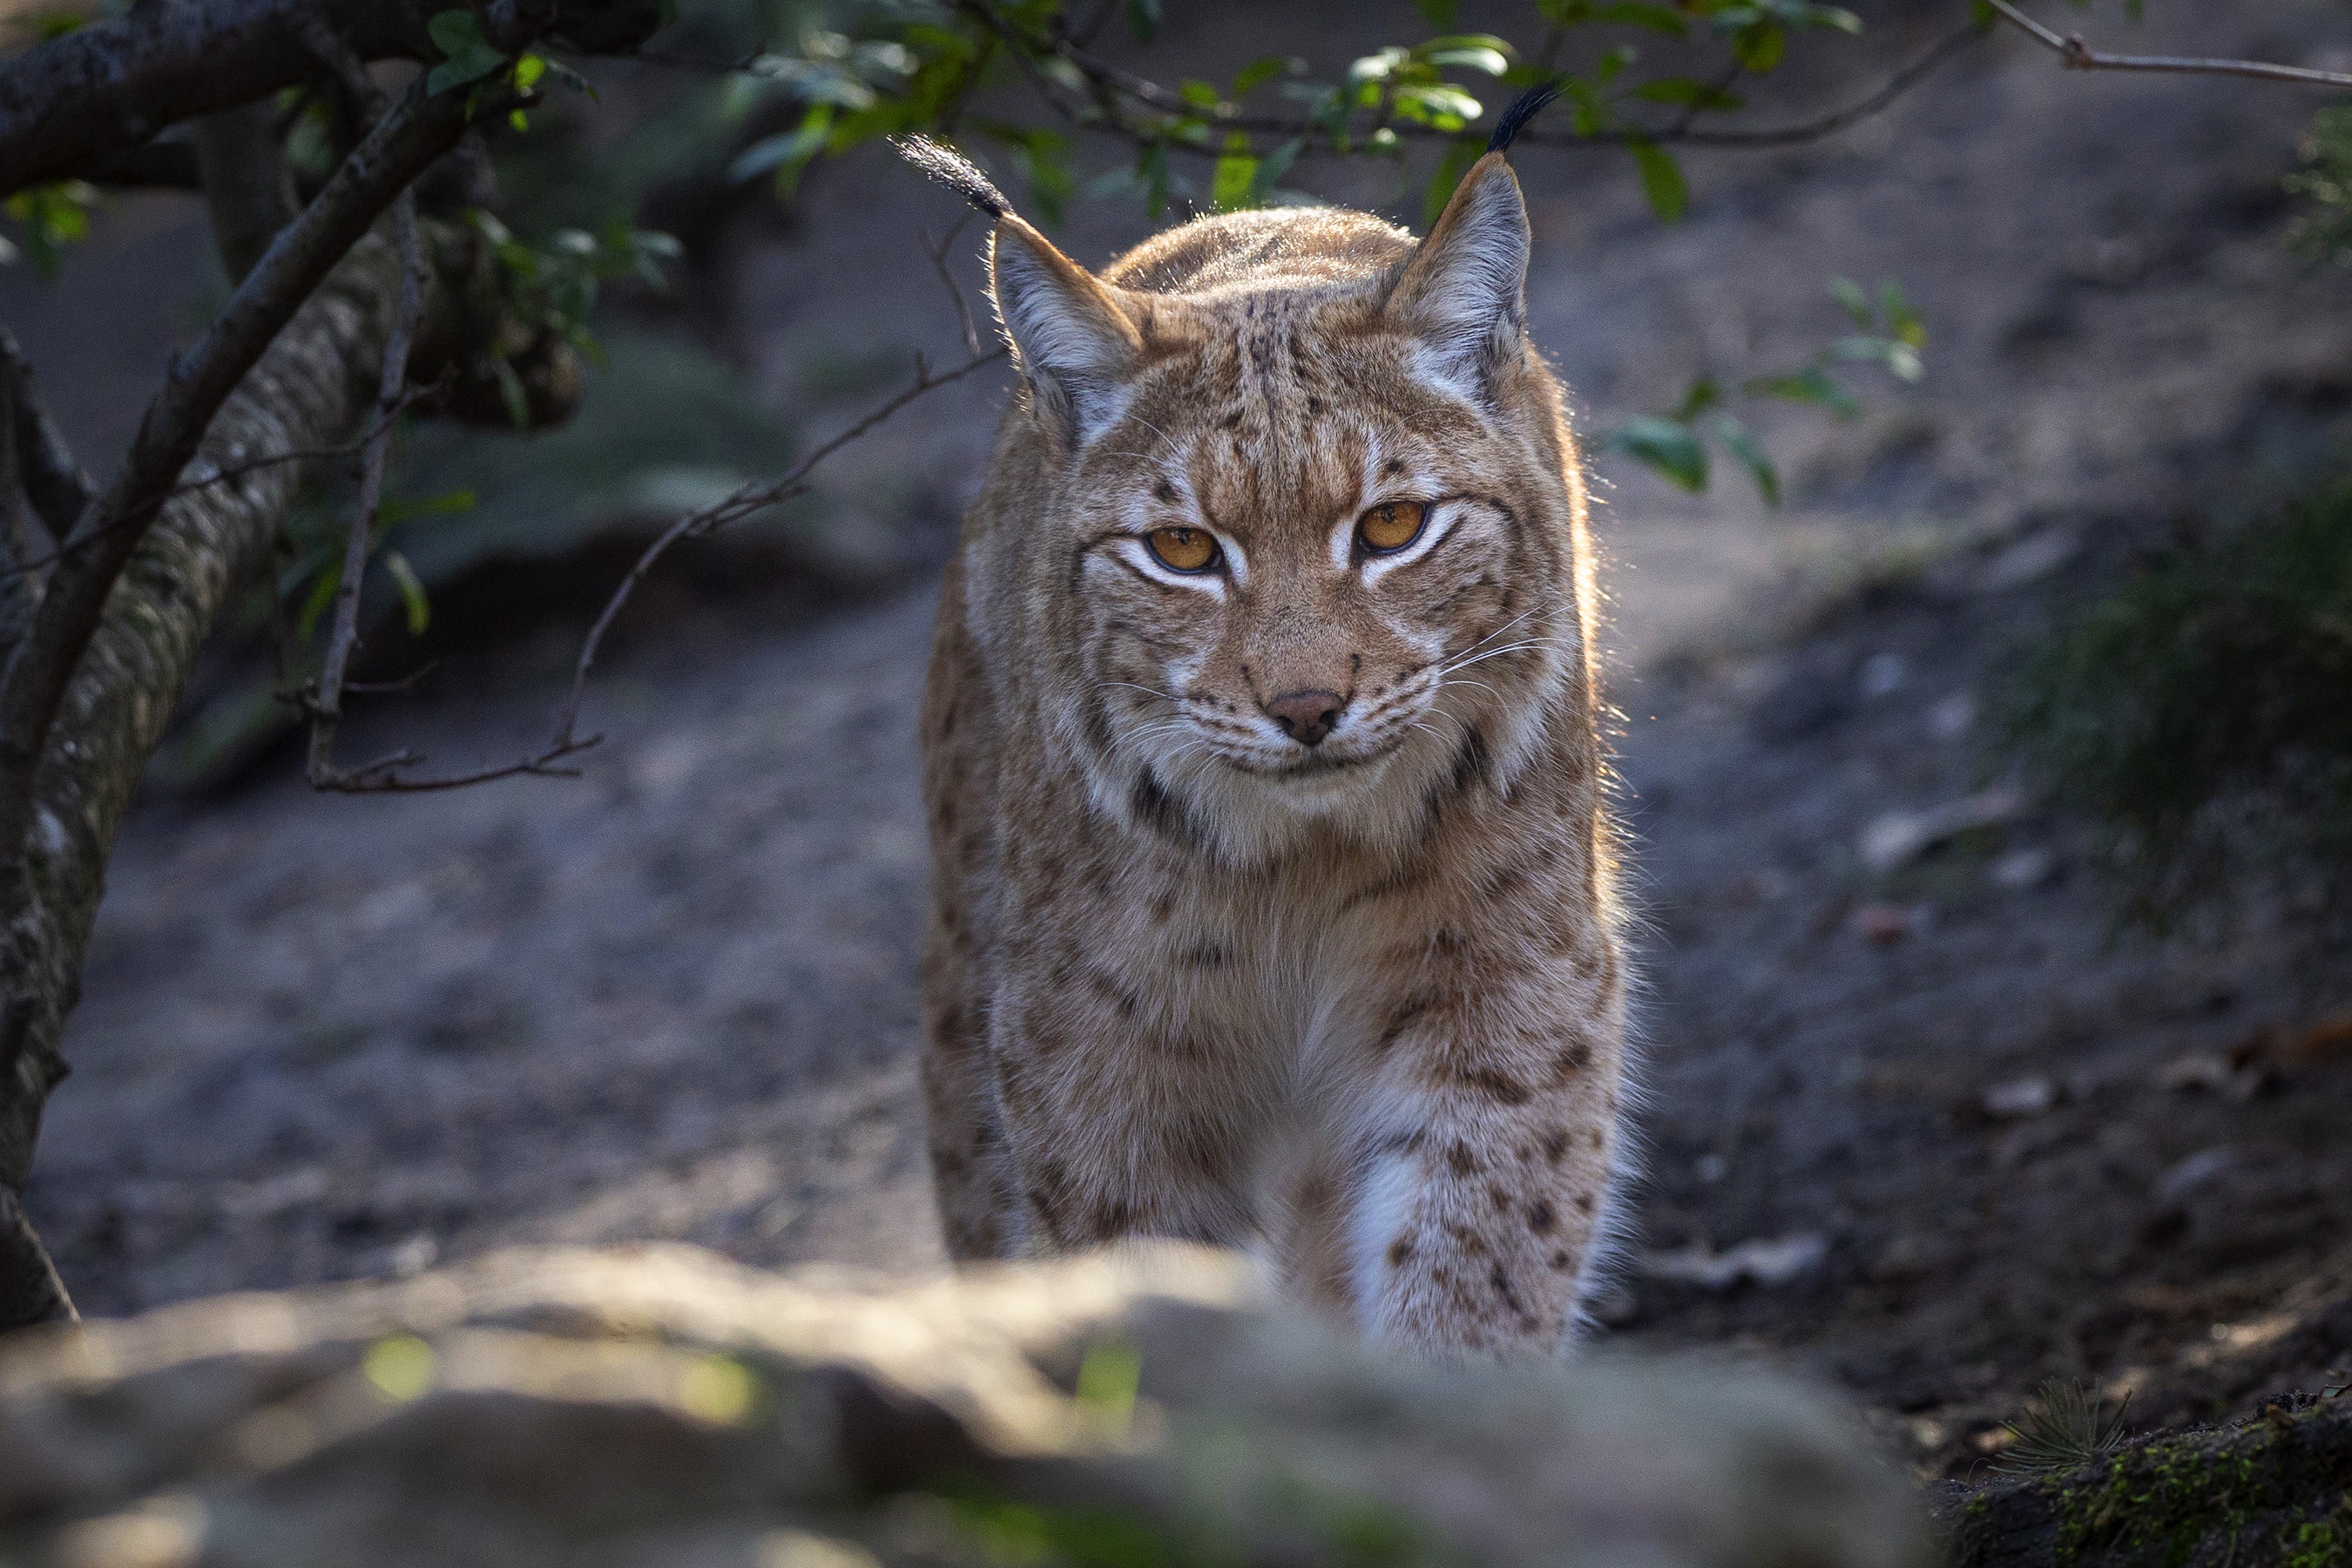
[1346, 960, 1626, 1355]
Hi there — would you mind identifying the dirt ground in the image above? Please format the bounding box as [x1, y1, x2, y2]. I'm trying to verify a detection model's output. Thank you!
[12, 0, 2352, 1482]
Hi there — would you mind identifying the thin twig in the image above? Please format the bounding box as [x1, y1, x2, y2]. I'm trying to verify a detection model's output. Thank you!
[304, 737, 596, 794]
[307, 188, 423, 787]
[544, 344, 1006, 754]
[326, 341, 1006, 794]
[921, 212, 984, 358]
[1984, 0, 2352, 90]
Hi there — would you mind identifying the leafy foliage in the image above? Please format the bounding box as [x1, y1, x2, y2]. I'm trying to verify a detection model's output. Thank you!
[699, 0, 1868, 227]
[0, 179, 97, 279]
[1607, 276, 1928, 503]
[2288, 102, 2352, 266]
[2001, 480, 2352, 923]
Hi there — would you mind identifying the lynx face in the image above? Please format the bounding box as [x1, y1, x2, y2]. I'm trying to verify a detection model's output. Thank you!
[982, 191, 1586, 864]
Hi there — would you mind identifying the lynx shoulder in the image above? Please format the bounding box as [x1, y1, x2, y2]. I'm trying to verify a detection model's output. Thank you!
[910, 134, 1629, 1355]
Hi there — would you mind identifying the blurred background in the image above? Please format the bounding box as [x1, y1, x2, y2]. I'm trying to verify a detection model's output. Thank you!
[5, 0, 2351, 1478]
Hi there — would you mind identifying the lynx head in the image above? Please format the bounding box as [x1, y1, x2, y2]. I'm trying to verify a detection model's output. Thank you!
[966, 152, 1593, 865]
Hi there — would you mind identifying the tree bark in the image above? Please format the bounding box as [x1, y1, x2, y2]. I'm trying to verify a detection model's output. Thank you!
[0, 0, 666, 199]
[0, 232, 416, 1332]
[1940, 1397, 2352, 1567]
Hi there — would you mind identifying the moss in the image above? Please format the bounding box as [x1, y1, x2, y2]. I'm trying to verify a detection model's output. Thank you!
[2282, 1520, 2352, 1568]
[2037, 1412, 2345, 1565]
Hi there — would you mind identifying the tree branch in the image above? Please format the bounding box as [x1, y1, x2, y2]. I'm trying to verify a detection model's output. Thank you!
[0, 81, 471, 910]
[1984, 0, 2352, 90]
[0, 227, 426, 1332]
[0, 0, 664, 199]
[0, 323, 84, 545]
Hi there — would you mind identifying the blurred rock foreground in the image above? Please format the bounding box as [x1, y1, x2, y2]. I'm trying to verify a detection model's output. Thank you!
[0, 1244, 1928, 1568]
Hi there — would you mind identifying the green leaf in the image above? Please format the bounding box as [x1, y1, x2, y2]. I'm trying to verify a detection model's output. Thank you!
[1394, 83, 1483, 130]
[1421, 45, 1512, 77]
[1247, 138, 1304, 205]
[378, 488, 477, 527]
[1, 181, 96, 280]
[1743, 364, 1859, 419]
[1125, 0, 1159, 44]
[1212, 133, 1258, 213]
[1233, 56, 1294, 97]
[1628, 141, 1686, 223]
[1179, 78, 1224, 111]
[425, 10, 506, 96]
[1422, 137, 1480, 229]
[384, 551, 431, 636]
[1710, 414, 1780, 506]
[1416, 0, 1461, 25]
[296, 566, 340, 641]
[1731, 19, 1788, 72]
[1671, 376, 1720, 422]
[1828, 274, 1873, 328]
[1880, 279, 1928, 348]
[512, 54, 546, 92]
[1612, 418, 1707, 490]
[729, 104, 835, 192]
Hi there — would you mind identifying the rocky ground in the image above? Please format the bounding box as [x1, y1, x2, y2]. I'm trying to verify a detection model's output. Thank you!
[10, 0, 2352, 1486]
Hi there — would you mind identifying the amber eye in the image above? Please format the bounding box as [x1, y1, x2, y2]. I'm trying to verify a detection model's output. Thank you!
[1146, 526, 1220, 573]
[1356, 500, 1428, 556]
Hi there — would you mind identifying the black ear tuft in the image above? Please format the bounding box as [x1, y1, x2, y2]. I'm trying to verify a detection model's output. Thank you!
[1485, 78, 1566, 156]
[892, 134, 1010, 220]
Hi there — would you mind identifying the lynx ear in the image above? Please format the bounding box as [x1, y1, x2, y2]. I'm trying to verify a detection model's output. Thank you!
[1384, 152, 1531, 403]
[989, 218, 1144, 447]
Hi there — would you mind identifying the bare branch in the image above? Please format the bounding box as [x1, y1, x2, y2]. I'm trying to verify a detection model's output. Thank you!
[544, 344, 1007, 756]
[1984, 0, 2352, 90]
[298, 341, 1004, 795]
[0, 81, 472, 879]
[0, 323, 88, 544]
[304, 737, 597, 794]
[307, 193, 425, 789]
[1664, 23, 1984, 150]
[921, 213, 986, 359]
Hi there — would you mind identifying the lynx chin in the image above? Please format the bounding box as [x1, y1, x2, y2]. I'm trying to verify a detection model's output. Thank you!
[908, 129, 1629, 1355]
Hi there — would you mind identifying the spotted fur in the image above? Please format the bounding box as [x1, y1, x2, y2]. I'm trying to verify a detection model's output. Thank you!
[918, 153, 1629, 1355]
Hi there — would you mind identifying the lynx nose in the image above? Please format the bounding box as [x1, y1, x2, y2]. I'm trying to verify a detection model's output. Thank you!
[1264, 688, 1345, 747]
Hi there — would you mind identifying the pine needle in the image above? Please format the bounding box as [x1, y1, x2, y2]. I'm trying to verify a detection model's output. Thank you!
[1991, 1377, 2136, 1476]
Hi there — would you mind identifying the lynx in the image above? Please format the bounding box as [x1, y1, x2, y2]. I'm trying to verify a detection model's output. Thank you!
[904, 112, 1628, 1355]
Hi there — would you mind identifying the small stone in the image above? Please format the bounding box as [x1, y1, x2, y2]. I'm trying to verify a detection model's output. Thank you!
[1851, 903, 1916, 943]
[1981, 1077, 2055, 1119]
[1989, 847, 2053, 890]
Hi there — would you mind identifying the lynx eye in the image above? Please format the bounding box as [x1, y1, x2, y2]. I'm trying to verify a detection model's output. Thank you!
[1356, 500, 1427, 556]
[1146, 526, 1220, 573]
